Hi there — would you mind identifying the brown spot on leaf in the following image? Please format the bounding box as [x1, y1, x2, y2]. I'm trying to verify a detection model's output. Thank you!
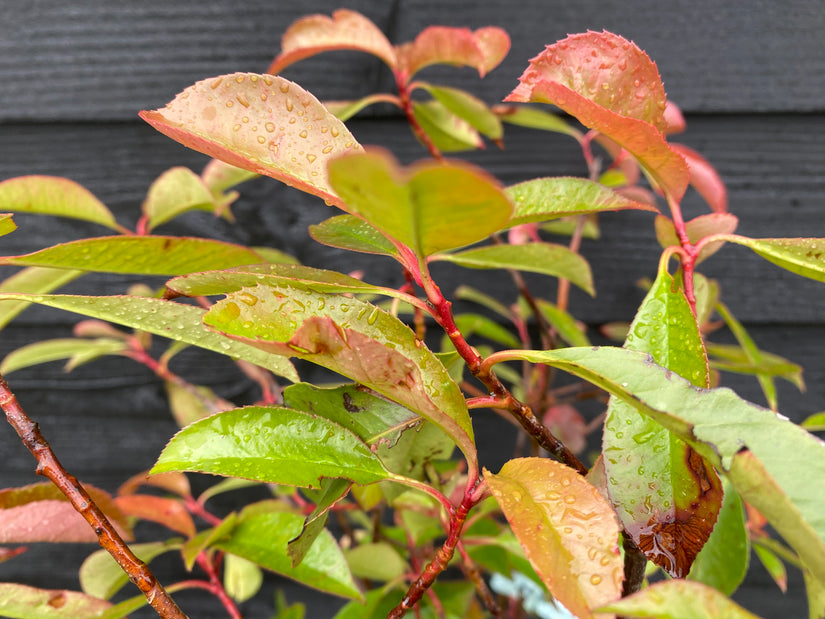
[342, 392, 364, 413]
[47, 593, 67, 608]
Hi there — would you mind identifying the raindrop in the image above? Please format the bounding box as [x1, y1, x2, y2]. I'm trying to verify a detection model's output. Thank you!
[285, 99, 294, 112]
[600, 555, 611, 566]
[330, 127, 340, 137]
[235, 75, 246, 83]
[265, 122, 276, 133]
[322, 145, 334, 154]
[257, 136, 266, 144]
[236, 94, 250, 108]
[225, 100, 234, 108]
[260, 93, 268, 101]
[263, 76, 274, 86]
[238, 292, 258, 306]
[563, 495, 576, 504]
[590, 574, 602, 585]
[210, 77, 224, 89]
[232, 124, 241, 132]
[299, 130, 308, 138]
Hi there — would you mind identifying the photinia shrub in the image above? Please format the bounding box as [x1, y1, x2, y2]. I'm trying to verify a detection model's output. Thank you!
[1, 9, 824, 619]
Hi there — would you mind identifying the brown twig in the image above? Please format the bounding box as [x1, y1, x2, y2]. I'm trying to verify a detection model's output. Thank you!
[0, 374, 188, 619]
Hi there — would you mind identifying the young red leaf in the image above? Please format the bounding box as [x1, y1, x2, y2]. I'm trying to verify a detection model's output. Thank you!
[118, 470, 191, 498]
[140, 73, 362, 208]
[656, 212, 738, 263]
[669, 143, 728, 212]
[114, 495, 196, 538]
[485, 458, 623, 619]
[507, 32, 689, 201]
[663, 101, 687, 135]
[0, 482, 131, 543]
[267, 9, 397, 74]
[396, 26, 510, 79]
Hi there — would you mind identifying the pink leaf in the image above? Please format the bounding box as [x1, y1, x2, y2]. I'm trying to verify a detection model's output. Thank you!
[507, 32, 689, 202]
[267, 9, 397, 74]
[115, 495, 196, 538]
[140, 73, 362, 209]
[663, 101, 687, 135]
[669, 143, 728, 212]
[396, 26, 510, 79]
[0, 483, 131, 543]
[118, 470, 191, 498]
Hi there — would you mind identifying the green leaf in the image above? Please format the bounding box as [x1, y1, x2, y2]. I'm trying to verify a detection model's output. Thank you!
[327, 150, 512, 259]
[536, 300, 590, 347]
[267, 9, 397, 74]
[287, 478, 351, 567]
[142, 166, 217, 230]
[485, 457, 623, 619]
[542, 216, 600, 239]
[603, 267, 721, 577]
[79, 540, 181, 600]
[332, 588, 399, 619]
[687, 479, 749, 595]
[501, 346, 825, 587]
[801, 412, 825, 432]
[0, 214, 16, 237]
[0, 175, 123, 232]
[454, 285, 512, 319]
[507, 32, 689, 201]
[0, 338, 128, 374]
[165, 380, 229, 427]
[224, 553, 264, 603]
[707, 343, 804, 391]
[412, 99, 483, 152]
[324, 94, 401, 122]
[494, 104, 579, 137]
[215, 505, 362, 600]
[753, 544, 788, 592]
[203, 284, 476, 467]
[505, 177, 657, 226]
[723, 237, 825, 283]
[418, 83, 502, 139]
[448, 313, 521, 349]
[140, 73, 362, 209]
[433, 243, 594, 296]
[201, 158, 259, 196]
[0, 293, 299, 381]
[152, 406, 390, 486]
[597, 579, 762, 618]
[309, 214, 400, 258]
[181, 512, 238, 570]
[345, 542, 408, 581]
[0, 267, 83, 330]
[0, 583, 111, 619]
[0, 236, 270, 275]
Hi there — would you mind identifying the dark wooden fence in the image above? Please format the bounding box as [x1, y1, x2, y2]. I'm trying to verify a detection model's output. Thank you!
[1, 1, 823, 616]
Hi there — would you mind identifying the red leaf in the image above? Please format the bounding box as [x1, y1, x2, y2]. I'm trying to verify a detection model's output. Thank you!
[0, 483, 132, 543]
[663, 101, 687, 135]
[669, 143, 728, 212]
[114, 495, 196, 538]
[507, 31, 689, 202]
[140, 73, 362, 209]
[118, 470, 191, 498]
[396, 26, 510, 79]
[267, 9, 397, 74]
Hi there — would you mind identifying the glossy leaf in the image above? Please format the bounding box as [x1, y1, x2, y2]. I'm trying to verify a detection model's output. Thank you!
[537, 300, 591, 347]
[485, 457, 623, 619]
[0, 293, 299, 381]
[724, 236, 825, 283]
[396, 26, 510, 78]
[181, 512, 238, 570]
[505, 177, 657, 226]
[507, 32, 689, 201]
[669, 143, 728, 213]
[224, 553, 264, 603]
[0, 583, 112, 619]
[0, 482, 131, 543]
[494, 104, 580, 137]
[501, 346, 825, 587]
[412, 99, 484, 152]
[0, 236, 269, 275]
[118, 470, 191, 499]
[419, 83, 503, 139]
[0, 267, 83, 329]
[753, 544, 788, 592]
[203, 284, 475, 466]
[687, 479, 749, 595]
[140, 73, 362, 208]
[114, 494, 196, 537]
[0, 338, 128, 374]
[655, 213, 738, 263]
[165, 380, 231, 427]
[142, 166, 217, 230]
[597, 580, 761, 618]
[328, 150, 511, 260]
[267, 9, 397, 74]
[215, 505, 362, 600]
[603, 267, 721, 577]
[79, 540, 181, 600]
[433, 243, 594, 296]
[0, 175, 123, 231]
[345, 542, 408, 582]
[309, 214, 400, 258]
[801, 412, 825, 432]
[152, 406, 390, 486]
[287, 478, 351, 567]
[0, 214, 16, 236]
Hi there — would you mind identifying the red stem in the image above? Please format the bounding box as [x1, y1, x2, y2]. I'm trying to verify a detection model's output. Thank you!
[0, 375, 187, 619]
[396, 72, 444, 162]
[196, 552, 243, 619]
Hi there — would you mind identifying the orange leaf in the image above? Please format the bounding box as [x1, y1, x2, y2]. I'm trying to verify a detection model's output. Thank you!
[397, 26, 510, 79]
[140, 73, 362, 209]
[115, 495, 196, 538]
[507, 31, 688, 202]
[118, 470, 191, 498]
[669, 143, 728, 212]
[267, 9, 397, 74]
[486, 458, 622, 619]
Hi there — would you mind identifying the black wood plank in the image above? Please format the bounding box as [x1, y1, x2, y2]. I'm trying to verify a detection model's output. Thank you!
[1, 0, 824, 122]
